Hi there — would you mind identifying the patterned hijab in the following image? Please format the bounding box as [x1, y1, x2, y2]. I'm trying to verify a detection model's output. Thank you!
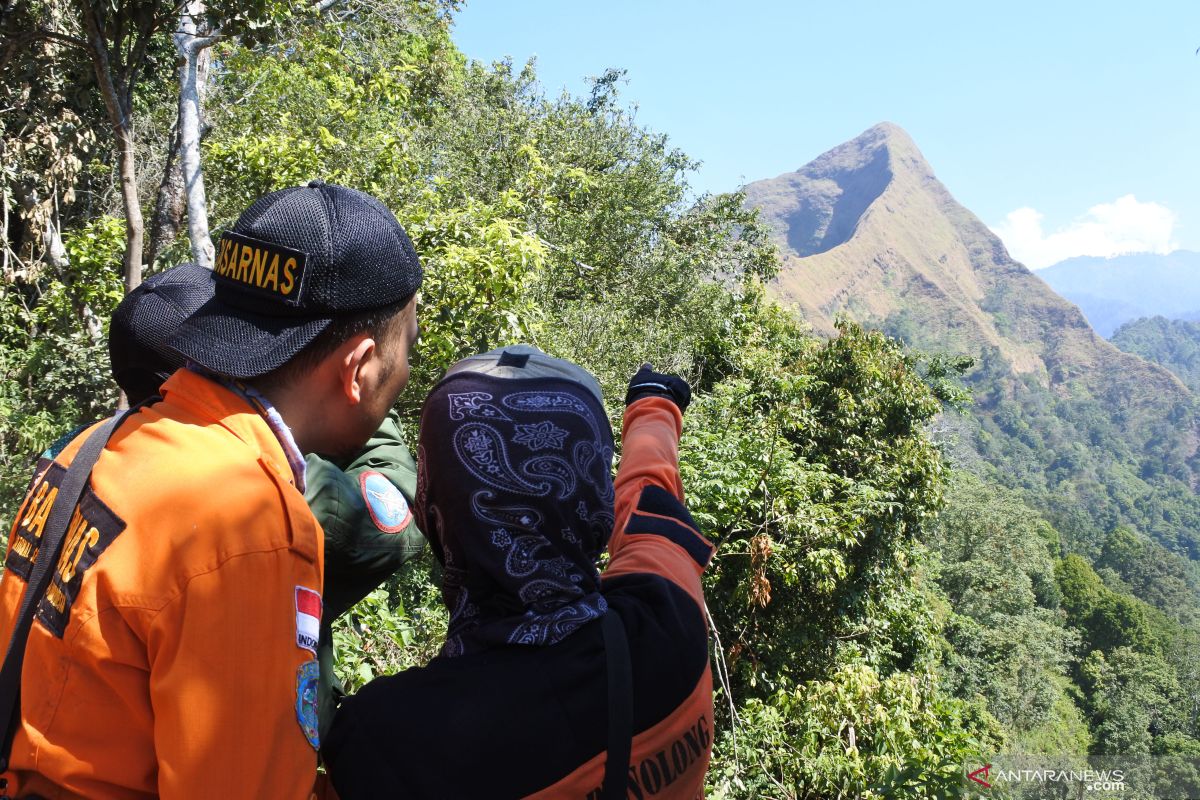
[416, 347, 615, 657]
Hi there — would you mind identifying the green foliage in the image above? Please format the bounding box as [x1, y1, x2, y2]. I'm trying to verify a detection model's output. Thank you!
[1056, 555, 1164, 657]
[1111, 316, 1200, 394]
[692, 318, 954, 701]
[397, 191, 546, 411]
[965, 344, 1200, 563]
[46, 216, 127, 330]
[929, 476, 1076, 737]
[1097, 526, 1200, 629]
[1057, 555, 1105, 620]
[1086, 595, 1159, 656]
[0, 216, 125, 531]
[1014, 675, 1092, 756]
[710, 664, 1002, 799]
[332, 552, 447, 691]
[1079, 648, 1188, 756]
[1, 0, 105, 268]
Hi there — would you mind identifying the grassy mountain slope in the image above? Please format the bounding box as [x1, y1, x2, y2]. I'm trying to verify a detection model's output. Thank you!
[744, 123, 1200, 560]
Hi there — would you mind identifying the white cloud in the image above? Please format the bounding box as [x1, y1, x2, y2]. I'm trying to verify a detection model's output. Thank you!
[990, 194, 1178, 269]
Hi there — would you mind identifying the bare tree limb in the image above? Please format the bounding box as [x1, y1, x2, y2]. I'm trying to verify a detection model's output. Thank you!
[173, 0, 215, 268]
[79, 1, 145, 291]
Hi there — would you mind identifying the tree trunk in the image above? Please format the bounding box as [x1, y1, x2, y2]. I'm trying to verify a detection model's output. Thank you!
[113, 109, 144, 292]
[80, 3, 144, 292]
[174, 0, 217, 269]
[147, 120, 185, 267]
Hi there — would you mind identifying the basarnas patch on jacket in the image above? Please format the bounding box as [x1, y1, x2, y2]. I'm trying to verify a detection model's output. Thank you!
[294, 585, 321, 653]
[295, 659, 320, 750]
[6, 457, 128, 638]
[359, 471, 412, 533]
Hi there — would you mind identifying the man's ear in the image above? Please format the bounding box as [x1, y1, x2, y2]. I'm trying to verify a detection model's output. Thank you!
[338, 332, 377, 405]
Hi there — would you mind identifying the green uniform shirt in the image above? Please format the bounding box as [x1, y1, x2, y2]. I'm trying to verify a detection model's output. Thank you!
[304, 410, 425, 743]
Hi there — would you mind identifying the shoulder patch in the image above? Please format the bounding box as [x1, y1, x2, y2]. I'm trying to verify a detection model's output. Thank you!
[295, 585, 321, 653]
[359, 471, 412, 533]
[296, 659, 320, 750]
[7, 457, 128, 638]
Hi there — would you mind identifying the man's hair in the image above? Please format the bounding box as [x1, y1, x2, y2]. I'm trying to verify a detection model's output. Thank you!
[247, 295, 413, 393]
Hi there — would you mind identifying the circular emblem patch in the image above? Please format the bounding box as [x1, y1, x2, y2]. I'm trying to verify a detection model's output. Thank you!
[359, 471, 412, 533]
[296, 659, 320, 750]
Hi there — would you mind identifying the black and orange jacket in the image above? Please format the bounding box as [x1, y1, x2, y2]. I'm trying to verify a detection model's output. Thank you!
[324, 395, 715, 799]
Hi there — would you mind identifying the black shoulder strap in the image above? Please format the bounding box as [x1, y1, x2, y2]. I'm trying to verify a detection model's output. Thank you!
[0, 412, 129, 772]
[601, 609, 632, 800]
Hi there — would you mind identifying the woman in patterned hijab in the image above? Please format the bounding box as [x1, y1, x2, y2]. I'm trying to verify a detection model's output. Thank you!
[415, 344, 616, 657]
[325, 347, 716, 800]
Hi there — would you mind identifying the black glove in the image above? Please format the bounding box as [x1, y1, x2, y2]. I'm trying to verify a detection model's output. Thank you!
[625, 363, 691, 413]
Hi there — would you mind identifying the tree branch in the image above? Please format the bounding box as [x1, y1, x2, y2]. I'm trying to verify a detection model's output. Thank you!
[183, 32, 222, 54]
[0, 27, 87, 59]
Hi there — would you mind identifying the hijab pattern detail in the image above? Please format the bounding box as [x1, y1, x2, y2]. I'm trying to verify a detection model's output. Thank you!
[418, 377, 615, 657]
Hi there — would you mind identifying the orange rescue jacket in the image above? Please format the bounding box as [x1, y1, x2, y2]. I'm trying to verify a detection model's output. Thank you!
[0, 368, 324, 799]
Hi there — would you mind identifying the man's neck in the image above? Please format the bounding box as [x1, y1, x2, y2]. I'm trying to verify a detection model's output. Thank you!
[195, 367, 310, 491]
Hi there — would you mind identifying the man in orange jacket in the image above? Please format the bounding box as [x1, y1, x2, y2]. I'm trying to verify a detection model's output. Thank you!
[0, 181, 422, 799]
[106, 262, 426, 746]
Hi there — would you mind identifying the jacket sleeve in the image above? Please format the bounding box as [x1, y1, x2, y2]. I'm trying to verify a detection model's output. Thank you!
[343, 409, 418, 495]
[604, 396, 714, 606]
[305, 410, 424, 621]
[147, 546, 322, 799]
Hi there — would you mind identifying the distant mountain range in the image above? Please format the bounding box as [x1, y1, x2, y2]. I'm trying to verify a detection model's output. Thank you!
[742, 122, 1200, 560]
[1036, 251, 1200, 338]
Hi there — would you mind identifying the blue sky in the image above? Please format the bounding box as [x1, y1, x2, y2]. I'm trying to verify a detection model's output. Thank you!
[453, 1, 1200, 268]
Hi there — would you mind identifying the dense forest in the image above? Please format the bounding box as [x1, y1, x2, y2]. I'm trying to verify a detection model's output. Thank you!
[1113, 316, 1200, 395]
[3, 2, 1199, 797]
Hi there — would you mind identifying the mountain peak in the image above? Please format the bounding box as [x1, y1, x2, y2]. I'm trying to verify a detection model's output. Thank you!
[844, 121, 919, 153]
[746, 123, 935, 260]
[742, 125, 1080, 374]
[797, 122, 931, 183]
[743, 126, 1200, 565]
[863, 121, 919, 148]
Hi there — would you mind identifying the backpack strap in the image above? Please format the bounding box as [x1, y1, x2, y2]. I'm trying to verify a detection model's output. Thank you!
[0, 410, 133, 773]
[601, 609, 632, 800]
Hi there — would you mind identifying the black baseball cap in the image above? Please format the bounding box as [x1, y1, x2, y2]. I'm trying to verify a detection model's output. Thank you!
[109, 262, 216, 403]
[165, 181, 423, 379]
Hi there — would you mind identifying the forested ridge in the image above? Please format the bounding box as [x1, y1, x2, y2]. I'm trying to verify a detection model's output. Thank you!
[2, 2, 1199, 797]
[1113, 317, 1200, 395]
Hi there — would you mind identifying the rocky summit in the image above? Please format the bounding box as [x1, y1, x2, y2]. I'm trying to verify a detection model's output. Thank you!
[746, 122, 1091, 375]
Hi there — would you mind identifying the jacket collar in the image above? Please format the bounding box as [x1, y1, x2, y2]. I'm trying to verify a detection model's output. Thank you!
[159, 368, 304, 490]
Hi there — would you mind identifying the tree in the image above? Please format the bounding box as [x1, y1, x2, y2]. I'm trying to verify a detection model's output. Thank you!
[172, 0, 220, 268]
[930, 476, 1076, 736]
[8, 0, 292, 289]
[0, 0, 99, 279]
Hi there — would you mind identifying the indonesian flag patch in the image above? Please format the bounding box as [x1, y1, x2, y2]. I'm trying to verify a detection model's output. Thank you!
[295, 586, 321, 654]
